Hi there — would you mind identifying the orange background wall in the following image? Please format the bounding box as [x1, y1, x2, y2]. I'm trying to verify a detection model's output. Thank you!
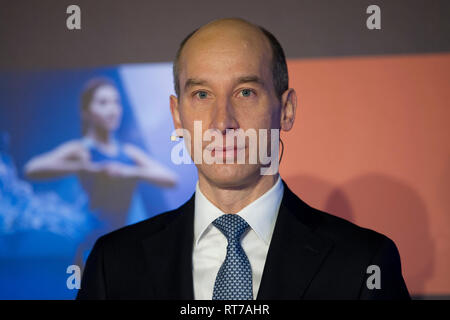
[281, 53, 450, 296]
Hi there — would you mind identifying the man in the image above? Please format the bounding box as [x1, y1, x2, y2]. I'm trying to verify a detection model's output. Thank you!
[77, 18, 410, 300]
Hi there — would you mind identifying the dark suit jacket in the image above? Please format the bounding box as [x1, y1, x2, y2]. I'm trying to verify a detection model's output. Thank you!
[76, 180, 410, 300]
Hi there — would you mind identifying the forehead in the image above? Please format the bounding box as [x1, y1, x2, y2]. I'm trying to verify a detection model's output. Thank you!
[93, 85, 119, 98]
[179, 25, 272, 86]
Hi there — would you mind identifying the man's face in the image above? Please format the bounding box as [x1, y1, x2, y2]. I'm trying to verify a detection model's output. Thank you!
[171, 24, 284, 188]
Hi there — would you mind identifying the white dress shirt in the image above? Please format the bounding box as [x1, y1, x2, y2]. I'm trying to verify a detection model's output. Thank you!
[192, 176, 284, 300]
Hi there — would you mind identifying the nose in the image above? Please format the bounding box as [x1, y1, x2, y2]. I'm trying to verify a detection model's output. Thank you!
[209, 95, 239, 135]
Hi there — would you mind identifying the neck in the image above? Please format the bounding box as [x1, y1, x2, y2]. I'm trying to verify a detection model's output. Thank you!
[198, 172, 279, 214]
[85, 127, 113, 145]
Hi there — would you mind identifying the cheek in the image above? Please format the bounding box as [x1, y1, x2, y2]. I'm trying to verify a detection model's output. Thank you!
[94, 111, 109, 123]
[116, 107, 123, 119]
[180, 105, 209, 130]
[238, 110, 274, 131]
[87, 110, 102, 124]
[238, 97, 278, 127]
[89, 103, 106, 117]
[269, 108, 282, 127]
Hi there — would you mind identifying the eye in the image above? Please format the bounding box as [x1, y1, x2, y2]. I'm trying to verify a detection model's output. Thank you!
[195, 91, 208, 99]
[239, 88, 254, 97]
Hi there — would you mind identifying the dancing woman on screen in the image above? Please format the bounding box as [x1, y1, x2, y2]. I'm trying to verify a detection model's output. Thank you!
[24, 78, 178, 265]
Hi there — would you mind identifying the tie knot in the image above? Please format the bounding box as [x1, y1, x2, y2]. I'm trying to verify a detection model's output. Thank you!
[212, 214, 249, 241]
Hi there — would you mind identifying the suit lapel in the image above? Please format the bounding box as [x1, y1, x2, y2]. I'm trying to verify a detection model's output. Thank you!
[141, 193, 195, 299]
[257, 181, 334, 299]
[139, 180, 334, 300]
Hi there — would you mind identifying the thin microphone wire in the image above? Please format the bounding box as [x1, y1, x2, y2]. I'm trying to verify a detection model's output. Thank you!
[279, 138, 284, 165]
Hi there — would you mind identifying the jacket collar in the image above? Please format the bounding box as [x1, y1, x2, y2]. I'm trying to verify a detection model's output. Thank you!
[141, 179, 334, 299]
[256, 180, 334, 299]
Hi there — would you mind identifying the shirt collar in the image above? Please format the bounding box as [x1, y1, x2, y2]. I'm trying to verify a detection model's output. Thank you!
[194, 175, 284, 246]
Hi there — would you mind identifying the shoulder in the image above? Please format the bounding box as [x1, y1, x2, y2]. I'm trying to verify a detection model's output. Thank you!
[96, 209, 177, 248]
[121, 143, 152, 163]
[55, 139, 87, 154]
[286, 191, 409, 299]
[283, 183, 396, 256]
[94, 195, 193, 249]
[38, 139, 88, 160]
[287, 188, 405, 290]
[122, 143, 146, 157]
[311, 205, 393, 253]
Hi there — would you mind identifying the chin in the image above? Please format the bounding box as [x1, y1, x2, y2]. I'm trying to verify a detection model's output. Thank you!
[108, 123, 120, 132]
[198, 163, 261, 189]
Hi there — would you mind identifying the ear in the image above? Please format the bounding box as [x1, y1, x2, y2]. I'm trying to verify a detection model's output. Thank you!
[170, 94, 183, 130]
[279, 88, 297, 132]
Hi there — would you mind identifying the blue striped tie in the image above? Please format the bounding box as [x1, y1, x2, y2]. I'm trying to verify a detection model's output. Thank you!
[212, 214, 253, 300]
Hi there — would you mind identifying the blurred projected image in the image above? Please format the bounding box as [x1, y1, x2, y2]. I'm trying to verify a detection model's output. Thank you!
[1, 131, 90, 239]
[24, 78, 178, 266]
[0, 65, 197, 299]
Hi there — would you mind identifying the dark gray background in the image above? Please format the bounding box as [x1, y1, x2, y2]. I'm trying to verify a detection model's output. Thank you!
[0, 0, 449, 70]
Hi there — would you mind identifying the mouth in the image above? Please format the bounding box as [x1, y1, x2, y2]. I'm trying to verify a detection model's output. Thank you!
[105, 116, 118, 123]
[106, 116, 121, 126]
[209, 145, 246, 159]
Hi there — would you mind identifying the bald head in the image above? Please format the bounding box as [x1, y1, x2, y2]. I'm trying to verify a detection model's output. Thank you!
[183, 18, 270, 53]
[187, 18, 267, 42]
[172, 18, 288, 100]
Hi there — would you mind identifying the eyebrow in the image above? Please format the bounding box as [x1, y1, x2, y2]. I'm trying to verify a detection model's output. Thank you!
[236, 75, 265, 86]
[183, 75, 265, 91]
[184, 78, 207, 91]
